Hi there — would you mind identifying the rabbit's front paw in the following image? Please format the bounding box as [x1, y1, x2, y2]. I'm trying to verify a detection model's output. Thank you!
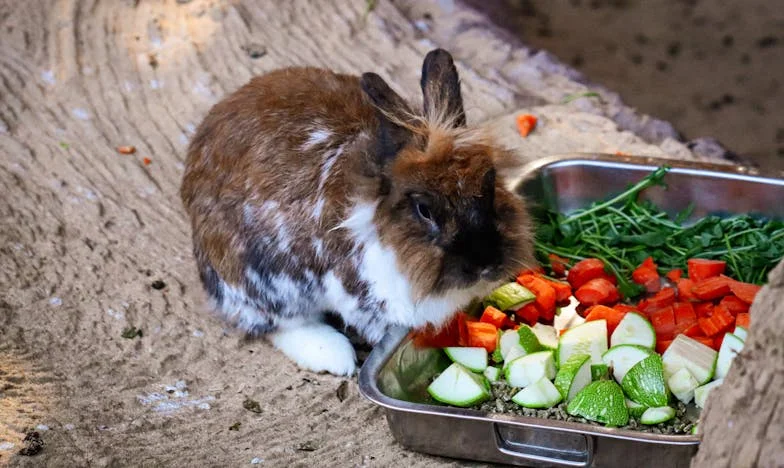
[269, 323, 357, 376]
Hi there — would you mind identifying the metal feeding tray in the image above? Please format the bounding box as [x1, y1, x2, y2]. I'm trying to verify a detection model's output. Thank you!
[358, 154, 784, 467]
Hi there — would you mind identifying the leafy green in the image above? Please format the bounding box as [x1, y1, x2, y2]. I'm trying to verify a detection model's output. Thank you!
[534, 165, 784, 299]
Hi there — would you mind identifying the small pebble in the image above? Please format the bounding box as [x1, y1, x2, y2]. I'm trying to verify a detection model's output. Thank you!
[250, 458, 263, 464]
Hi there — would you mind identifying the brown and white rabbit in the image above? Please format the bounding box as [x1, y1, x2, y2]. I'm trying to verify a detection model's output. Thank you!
[180, 49, 535, 376]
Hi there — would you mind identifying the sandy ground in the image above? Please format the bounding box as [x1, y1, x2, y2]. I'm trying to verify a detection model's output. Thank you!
[0, 0, 773, 467]
[468, 0, 784, 172]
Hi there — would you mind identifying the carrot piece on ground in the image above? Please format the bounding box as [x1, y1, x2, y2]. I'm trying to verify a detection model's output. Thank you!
[691, 276, 732, 301]
[632, 265, 661, 293]
[673, 301, 697, 327]
[694, 302, 714, 318]
[719, 295, 750, 316]
[480, 306, 508, 329]
[514, 303, 539, 326]
[517, 275, 557, 315]
[735, 312, 750, 329]
[676, 278, 696, 301]
[649, 306, 677, 340]
[584, 305, 627, 336]
[656, 339, 673, 354]
[548, 254, 569, 277]
[682, 322, 705, 338]
[728, 280, 762, 304]
[466, 321, 499, 352]
[516, 114, 538, 138]
[575, 277, 619, 307]
[666, 268, 683, 282]
[687, 258, 726, 282]
[567, 258, 607, 289]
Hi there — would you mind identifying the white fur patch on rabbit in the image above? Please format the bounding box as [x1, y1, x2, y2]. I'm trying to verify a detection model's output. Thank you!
[269, 321, 357, 376]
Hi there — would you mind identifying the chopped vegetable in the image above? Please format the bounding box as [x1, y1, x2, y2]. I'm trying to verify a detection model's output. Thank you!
[632, 257, 661, 293]
[687, 259, 726, 282]
[515, 114, 538, 138]
[505, 351, 556, 388]
[466, 321, 498, 352]
[640, 406, 676, 425]
[567, 380, 629, 427]
[554, 353, 592, 402]
[697, 304, 734, 337]
[610, 312, 656, 349]
[584, 305, 627, 337]
[602, 344, 654, 383]
[735, 312, 750, 329]
[575, 277, 619, 306]
[691, 276, 732, 301]
[665, 268, 683, 282]
[443, 347, 488, 373]
[621, 354, 668, 407]
[557, 319, 608, 367]
[117, 145, 136, 154]
[727, 280, 762, 304]
[480, 306, 508, 329]
[715, 333, 744, 379]
[694, 379, 723, 409]
[662, 335, 718, 384]
[517, 275, 556, 319]
[485, 282, 536, 312]
[548, 253, 569, 277]
[427, 362, 491, 407]
[511, 376, 563, 409]
[668, 367, 700, 404]
[567, 258, 608, 290]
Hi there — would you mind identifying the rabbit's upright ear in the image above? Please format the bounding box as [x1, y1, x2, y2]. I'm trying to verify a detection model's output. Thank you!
[361, 72, 414, 164]
[420, 49, 466, 127]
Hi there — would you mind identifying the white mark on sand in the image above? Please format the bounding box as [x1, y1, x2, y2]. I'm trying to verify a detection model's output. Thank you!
[0, 442, 15, 451]
[49, 297, 62, 306]
[251, 458, 264, 464]
[150, 79, 162, 89]
[178, 133, 189, 145]
[107, 308, 124, 320]
[35, 424, 49, 431]
[41, 70, 56, 85]
[192, 329, 204, 337]
[64, 424, 75, 431]
[72, 108, 91, 120]
[137, 380, 215, 414]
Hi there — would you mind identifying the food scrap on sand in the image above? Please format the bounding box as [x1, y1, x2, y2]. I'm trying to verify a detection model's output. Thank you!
[515, 114, 538, 138]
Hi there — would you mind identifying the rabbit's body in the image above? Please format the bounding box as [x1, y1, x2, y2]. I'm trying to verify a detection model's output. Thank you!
[181, 51, 534, 376]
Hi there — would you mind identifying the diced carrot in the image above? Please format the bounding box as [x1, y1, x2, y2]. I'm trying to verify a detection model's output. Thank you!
[713, 335, 724, 351]
[613, 304, 639, 314]
[584, 305, 627, 336]
[682, 322, 705, 338]
[656, 339, 673, 354]
[697, 304, 734, 337]
[687, 258, 726, 282]
[691, 276, 732, 301]
[458, 312, 473, 346]
[517, 266, 545, 277]
[466, 321, 499, 352]
[632, 266, 661, 293]
[638, 287, 676, 313]
[514, 303, 539, 326]
[693, 336, 715, 349]
[694, 302, 714, 318]
[538, 303, 556, 323]
[599, 272, 619, 286]
[412, 313, 465, 348]
[666, 268, 683, 282]
[567, 258, 607, 289]
[544, 279, 573, 303]
[649, 306, 677, 340]
[640, 256, 657, 270]
[727, 280, 762, 304]
[735, 312, 750, 329]
[719, 295, 750, 316]
[548, 254, 569, 277]
[480, 306, 508, 329]
[575, 277, 619, 306]
[516, 114, 538, 138]
[517, 275, 557, 317]
[673, 301, 697, 327]
[676, 278, 696, 301]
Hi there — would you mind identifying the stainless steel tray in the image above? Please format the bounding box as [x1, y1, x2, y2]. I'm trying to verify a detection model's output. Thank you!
[358, 154, 784, 467]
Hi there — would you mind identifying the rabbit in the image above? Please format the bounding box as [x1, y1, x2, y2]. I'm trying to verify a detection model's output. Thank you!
[180, 49, 535, 376]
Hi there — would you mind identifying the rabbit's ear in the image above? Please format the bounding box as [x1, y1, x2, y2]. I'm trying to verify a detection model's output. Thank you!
[420, 49, 466, 127]
[361, 72, 414, 164]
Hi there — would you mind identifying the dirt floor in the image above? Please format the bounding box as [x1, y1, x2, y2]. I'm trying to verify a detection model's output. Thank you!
[467, 0, 784, 172]
[0, 0, 780, 467]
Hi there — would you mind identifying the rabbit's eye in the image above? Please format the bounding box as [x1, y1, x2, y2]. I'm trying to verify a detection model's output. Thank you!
[416, 202, 433, 221]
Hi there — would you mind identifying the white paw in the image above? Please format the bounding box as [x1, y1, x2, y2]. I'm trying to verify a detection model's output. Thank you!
[269, 323, 357, 376]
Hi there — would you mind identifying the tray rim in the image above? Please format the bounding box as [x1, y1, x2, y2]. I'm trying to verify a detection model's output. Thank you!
[359, 152, 784, 447]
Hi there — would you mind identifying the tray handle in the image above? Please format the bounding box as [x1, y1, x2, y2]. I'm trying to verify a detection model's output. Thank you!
[493, 422, 594, 467]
